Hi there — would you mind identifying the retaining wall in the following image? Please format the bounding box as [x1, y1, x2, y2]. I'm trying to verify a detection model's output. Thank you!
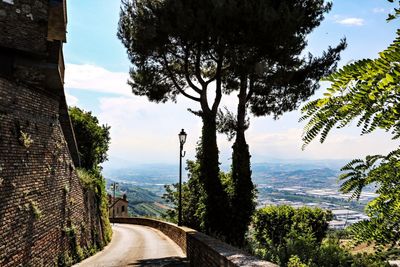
[0, 77, 108, 266]
[110, 217, 276, 267]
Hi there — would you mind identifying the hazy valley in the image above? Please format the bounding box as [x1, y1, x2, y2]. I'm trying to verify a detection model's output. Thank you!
[104, 160, 375, 220]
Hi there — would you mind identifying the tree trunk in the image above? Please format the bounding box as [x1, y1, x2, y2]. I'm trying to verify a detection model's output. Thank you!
[229, 76, 255, 246]
[199, 111, 229, 238]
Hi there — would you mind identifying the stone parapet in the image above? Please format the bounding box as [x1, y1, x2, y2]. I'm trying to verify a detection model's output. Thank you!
[110, 217, 276, 267]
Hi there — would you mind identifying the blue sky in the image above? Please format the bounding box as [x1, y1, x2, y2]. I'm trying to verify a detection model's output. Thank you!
[64, 0, 399, 169]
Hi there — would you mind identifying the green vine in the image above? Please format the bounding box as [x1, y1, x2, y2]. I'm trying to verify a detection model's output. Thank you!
[28, 200, 42, 220]
[19, 130, 33, 148]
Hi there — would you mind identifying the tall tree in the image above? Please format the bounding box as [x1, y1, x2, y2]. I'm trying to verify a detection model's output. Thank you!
[301, 3, 400, 247]
[118, 0, 231, 237]
[216, 1, 345, 246]
[69, 107, 111, 171]
[118, 0, 346, 245]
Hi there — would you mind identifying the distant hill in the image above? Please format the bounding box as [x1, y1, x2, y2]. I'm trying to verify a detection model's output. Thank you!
[122, 184, 161, 203]
[252, 167, 340, 188]
[128, 202, 169, 217]
[108, 181, 169, 218]
[104, 160, 364, 216]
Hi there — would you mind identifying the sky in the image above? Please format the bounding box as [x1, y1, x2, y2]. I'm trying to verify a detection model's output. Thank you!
[64, 0, 399, 170]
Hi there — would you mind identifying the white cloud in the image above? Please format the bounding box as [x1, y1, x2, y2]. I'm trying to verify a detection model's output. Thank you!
[97, 95, 202, 164]
[335, 17, 364, 26]
[247, 127, 397, 161]
[372, 8, 386, 13]
[64, 63, 131, 96]
[95, 94, 398, 165]
[63, 64, 397, 166]
[65, 93, 78, 106]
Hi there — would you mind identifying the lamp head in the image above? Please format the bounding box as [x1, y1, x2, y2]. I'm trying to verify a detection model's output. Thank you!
[179, 129, 187, 146]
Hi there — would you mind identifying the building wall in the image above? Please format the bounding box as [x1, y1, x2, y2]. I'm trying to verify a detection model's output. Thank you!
[108, 197, 129, 218]
[0, 0, 49, 54]
[0, 78, 107, 266]
[0, 1, 109, 265]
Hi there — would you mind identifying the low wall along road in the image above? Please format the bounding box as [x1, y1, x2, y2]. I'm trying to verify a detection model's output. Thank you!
[110, 217, 276, 267]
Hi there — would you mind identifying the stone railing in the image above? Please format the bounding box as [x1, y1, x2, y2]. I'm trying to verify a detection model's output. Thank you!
[110, 217, 276, 267]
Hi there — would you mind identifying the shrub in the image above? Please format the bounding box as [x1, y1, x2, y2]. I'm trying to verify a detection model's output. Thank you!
[250, 205, 391, 266]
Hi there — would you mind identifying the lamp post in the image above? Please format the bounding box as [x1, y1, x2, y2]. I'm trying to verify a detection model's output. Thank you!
[111, 182, 119, 221]
[178, 129, 187, 226]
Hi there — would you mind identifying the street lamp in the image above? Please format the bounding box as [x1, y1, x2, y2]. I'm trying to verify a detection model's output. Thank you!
[111, 182, 119, 222]
[178, 129, 187, 226]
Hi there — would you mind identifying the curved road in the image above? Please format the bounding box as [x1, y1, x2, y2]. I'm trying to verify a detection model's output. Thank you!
[74, 224, 187, 267]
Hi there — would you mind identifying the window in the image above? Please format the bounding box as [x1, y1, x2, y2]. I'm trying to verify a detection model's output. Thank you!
[122, 206, 125, 212]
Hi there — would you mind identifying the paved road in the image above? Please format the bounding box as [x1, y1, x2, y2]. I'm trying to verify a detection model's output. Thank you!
[74, 224, 188, 267]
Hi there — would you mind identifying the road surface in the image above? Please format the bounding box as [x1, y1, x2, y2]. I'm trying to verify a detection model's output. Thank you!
[74, 224, 188, 267]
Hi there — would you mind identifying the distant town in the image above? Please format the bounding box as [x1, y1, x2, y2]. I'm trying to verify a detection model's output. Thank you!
[104, 160, 376, 230]
[257, 185, 375, 229]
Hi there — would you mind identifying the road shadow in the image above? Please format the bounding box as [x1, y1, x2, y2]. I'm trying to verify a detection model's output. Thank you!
[127, 256, 189, 267]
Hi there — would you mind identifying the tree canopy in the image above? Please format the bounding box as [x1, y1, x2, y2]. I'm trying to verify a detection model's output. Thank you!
[118, 0, 345, 245]
[69, 107, 111, 171]
[213, 0, 345, 246]
[118, 0, 233, 239]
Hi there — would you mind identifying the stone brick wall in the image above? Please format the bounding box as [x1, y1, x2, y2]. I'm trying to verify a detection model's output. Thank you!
[0, 0, 49, 54]
[0, 78, 107, 266]
[0, 0, 109, 265]
[110, 217, 277, 267]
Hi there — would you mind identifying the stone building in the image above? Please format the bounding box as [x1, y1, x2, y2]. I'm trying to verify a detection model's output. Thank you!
[0, 0, 109, 266]
[109, 194, 129, 218]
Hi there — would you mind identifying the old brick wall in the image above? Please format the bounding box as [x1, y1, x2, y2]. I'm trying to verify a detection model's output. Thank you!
[0, 78, 106, 266]
[0, 0, 49, 54]
[110, 217, 276, 267]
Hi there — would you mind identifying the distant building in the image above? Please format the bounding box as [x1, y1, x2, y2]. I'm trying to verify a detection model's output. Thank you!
[329, 209, 368, 229]
[109, 194, 129, 218]
[329, 220, 347, 230]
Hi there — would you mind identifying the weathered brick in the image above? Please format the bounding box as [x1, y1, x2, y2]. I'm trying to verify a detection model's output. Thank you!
[0, 1, 106, 266]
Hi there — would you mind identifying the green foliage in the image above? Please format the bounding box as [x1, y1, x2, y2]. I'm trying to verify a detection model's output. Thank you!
[251, 205, 333, 266]
[57, 251, 73, 267]
[253, 205, 332, 247]
[217, 0, 344, 246]
[59, 107, 112, 265]
[119, 0, 345, 245]
[69, 107, 110, 171]
[63, 225, 84, 263]
[29, 200, 42, 220]
[70, 106, 112, 244]
[228, 133, 257, 247]
[341, 151, 400, 247]
[76, 169, 112, 245]
[301, 5, 400, 248]
[301, 29, 400, 146]
[162, 160, 210, 231]
[326, 228, 353, 240]
[288, 255, 308, 267]
[19, 130, 33, 148]
[77, 168, 98, 191]
[58, 223, 104, 267]
[250, 206, 391, 266]
[119, 0, 231, 239]
[387, 0, 400, 21]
